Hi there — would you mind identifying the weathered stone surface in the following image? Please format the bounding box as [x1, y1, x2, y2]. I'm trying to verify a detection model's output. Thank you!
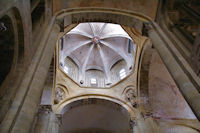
[53, 0, 158, 20]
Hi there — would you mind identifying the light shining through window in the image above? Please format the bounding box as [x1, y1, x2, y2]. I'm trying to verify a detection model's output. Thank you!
[64, 66, 69, 73]
[90, 78, 97, 84]
[119, 68, 126, 79]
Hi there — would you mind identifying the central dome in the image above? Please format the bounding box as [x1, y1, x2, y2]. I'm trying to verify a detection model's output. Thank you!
[59, 22, 136, 87]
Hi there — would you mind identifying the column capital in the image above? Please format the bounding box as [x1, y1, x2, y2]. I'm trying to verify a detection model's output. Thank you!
[38, 105, 52, 114]
[144, 22, 153, 31]
[56, 18, 64, 32]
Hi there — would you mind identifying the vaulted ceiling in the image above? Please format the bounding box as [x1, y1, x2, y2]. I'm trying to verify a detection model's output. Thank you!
[59, 22, 135, 85]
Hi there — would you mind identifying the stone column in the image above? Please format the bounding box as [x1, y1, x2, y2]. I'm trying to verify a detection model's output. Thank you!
[0, 18, 60, 133]
[34, 105, 61, 133]
[132, 114, 163, 133]
[191, 29, 200, 76]
[148, 22, 200, 120]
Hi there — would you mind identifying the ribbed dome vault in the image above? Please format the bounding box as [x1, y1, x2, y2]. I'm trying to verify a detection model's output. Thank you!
[59, 22, 135, 87]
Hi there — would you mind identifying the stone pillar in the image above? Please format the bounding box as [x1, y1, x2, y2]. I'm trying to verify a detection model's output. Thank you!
[34, 105, 61, 133]
[134, 119, 149, 133]
[132, 114, 163, 133]
[47, 114, 61, 133]
[0, 18, 60, 133]
[132, 118, 158, 133]
[148, 22, 200, 120]
[191, 29, 200, 77]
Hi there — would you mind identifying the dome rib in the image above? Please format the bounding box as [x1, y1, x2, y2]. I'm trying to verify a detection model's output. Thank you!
[88, 23, 95, 36]
[98, 23, 107, 36]
[100, 34, 132, 40]
[100, 40, 132, 68]
[67, 30, 93, 38]
[81, 44, 94, 79]
[98, 45, 110, 81]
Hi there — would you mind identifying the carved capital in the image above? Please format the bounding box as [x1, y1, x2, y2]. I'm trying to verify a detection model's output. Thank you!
[123, 85, 137, 107]
[38, 105, 52, 114]
[54, 87, 66, 104]
[144, 22, 153, 30]
[56, 19, 64, 32]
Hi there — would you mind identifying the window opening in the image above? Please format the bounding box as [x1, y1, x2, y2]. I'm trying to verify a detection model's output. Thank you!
[119, 68, 126, 79]
[64, 66, 69, 74]
[90, 78, 97, 85]
[60, 37, 64, 50]
[127, 39, 131, 54]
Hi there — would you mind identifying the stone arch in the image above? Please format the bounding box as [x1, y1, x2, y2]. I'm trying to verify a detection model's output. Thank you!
[59, 98, 135, 133]
[110, 59, 128, 83]
[56, 8, 152, 23]
[0, 7, 25, 122]
[85, 69, 105, 87]
[12, 7, 24, 63]
[0, 6, 25, 92]
[137, 39, 153, 114]
[0, 15, 14, 87]
[53, 5, 158, 112]
[56, 9, 151, 32]
[53, 95, 139, 120]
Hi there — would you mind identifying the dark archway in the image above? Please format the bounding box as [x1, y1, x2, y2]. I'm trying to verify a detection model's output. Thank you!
[0, 7, 24, 123]
[60, 98, 133, 133]
[0, 15, 14, 86]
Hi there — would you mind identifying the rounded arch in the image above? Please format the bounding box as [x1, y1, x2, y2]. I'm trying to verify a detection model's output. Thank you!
[110, 59, 128, 83]
[137, 38, 153, 113]
[63, 56, 79, 81]
[56, 10, 151, 41]
[53, 95, 138, 120]
[59, 98, 135, 133]
[0, 7, 25, 91]
[12, 7, 24, 62]
[110, 58, 124, 70]
[67, 55, 80, 69]
[0, 7, 25, 122]
[0, 15, 15, 87]
[56, 8, 152, 24]
[85, 69, 105, 87]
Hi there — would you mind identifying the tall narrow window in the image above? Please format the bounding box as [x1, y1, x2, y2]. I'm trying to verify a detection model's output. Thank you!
[64, 66, 69, 74]
[60, 37, 64, 50]
[133, 44, 136, 53]
[119, 68, 126, 79]
[127, 39, 131, 54]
